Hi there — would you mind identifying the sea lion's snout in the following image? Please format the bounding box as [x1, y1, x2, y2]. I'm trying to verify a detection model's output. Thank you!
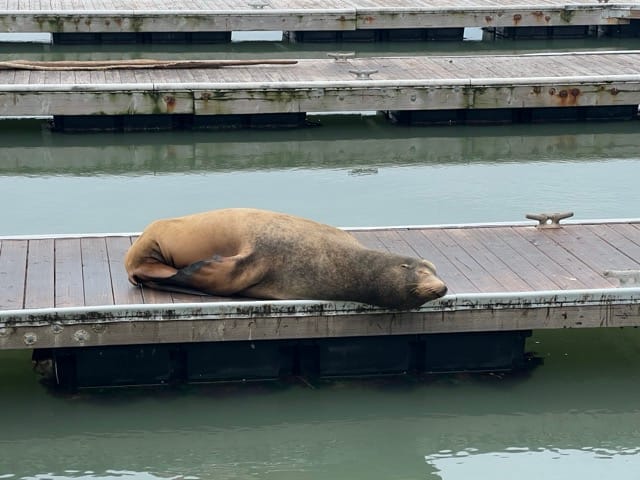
[413, 261, 448, 302]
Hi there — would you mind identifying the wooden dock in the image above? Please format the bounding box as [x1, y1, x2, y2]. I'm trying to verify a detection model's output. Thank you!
[1, 51, 640, 128]
[2, 219, 640, 351]
[2, 0, 639, 42]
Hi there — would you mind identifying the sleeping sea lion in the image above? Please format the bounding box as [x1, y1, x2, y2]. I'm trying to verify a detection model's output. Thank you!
[124, 208, 447, 309]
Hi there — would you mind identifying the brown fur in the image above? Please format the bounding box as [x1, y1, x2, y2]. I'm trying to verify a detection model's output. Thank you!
[124, 208, 447, 309]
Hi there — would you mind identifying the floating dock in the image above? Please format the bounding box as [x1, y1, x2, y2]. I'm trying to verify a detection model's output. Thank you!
[1, 51, 640, 130]
[2, 218, 640, 343]
[2, 0, 639, 43]
[1, 218, 639, 387]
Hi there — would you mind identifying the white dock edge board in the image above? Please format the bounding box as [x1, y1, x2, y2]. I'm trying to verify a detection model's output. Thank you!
[1, 288, 639, 350]
[0, 1, 637, 32]
[3, 216, 640, 240]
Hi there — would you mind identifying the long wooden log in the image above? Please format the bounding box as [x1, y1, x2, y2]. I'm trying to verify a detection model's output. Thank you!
[0, 59, 298, 71]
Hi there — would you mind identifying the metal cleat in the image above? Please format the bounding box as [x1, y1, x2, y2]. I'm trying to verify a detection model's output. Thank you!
[247, 1, 269, 8]
[349, 68, 378, 80]
[327, 52, 356, 63]
[526, 211, 574, 228]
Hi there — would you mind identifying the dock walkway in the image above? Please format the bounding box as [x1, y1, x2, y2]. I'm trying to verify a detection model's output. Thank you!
[2, 51, 640, 126]
[1, 219, 639, 351]
[2, 0, 639, 39]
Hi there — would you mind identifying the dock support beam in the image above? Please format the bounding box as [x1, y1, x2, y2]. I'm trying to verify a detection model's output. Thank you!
[388, 105, 639, 126]
[51, 113, 308, 132]
[287, 28, 464, 43]
[51, 32, 232, 45]
[34, 331, 533, 390]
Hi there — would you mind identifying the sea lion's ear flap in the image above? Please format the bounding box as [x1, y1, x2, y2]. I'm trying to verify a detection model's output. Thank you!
[127, 262, 178, 286]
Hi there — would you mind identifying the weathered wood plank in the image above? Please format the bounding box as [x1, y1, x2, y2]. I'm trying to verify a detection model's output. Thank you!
[2, 295, 639, 350]
[0, 240, 28, 310]
[352, 230, 389, 252]
[0, 0, 633, 35]
[443, 228, 532, 292]
[399, 229, 480, 294]
[612, 223, 640, 249]
[106, 236, 144, 305]
[24, 239, 55, 309]
[588, 224, 640, 265]
[2, 53, 640, 118]
[54, 238, 84, 308]
[514, 226, 616, 289]
[500, 227, 589, 290]
[471, 227, 560, 291]
[81, 237, 114, 307]
[549, 225, 640, 274]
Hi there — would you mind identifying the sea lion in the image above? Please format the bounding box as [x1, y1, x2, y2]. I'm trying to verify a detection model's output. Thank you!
[124, 208, 447, 309]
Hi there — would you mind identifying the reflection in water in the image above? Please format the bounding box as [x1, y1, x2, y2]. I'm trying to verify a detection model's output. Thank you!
[2, 330, 640, 479]
[0, 116, 639, 234]
[426, 447, 640, 480]
[1, 34, 640, 61]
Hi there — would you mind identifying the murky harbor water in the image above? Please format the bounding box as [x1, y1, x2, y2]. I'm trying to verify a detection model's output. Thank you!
[1, 117, 639, 234]
[3, 329, 640, 479]
[2, 33, 640, 480]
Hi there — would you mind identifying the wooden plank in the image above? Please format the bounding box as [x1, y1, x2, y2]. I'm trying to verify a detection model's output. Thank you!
[422, 228, 506, 292]
[3, 53, 640, 118]
[612, 223, 640, 249]
[0, 240, 28, 310]
[399, 229, 480, 294]
[24, 239, 55, 309]
[352, 230, 390, 252]
[471, 227, 561, 291]
[549, 225, 640, 274]
[81, 237, 114, 307]
[443, 228, 532, 292]
[106, 236, 144, 305]
[3, 296, 640, 350]
[141, 285, 174, 304]
[55, 238, 84, 308]
[499, 227, 589, 290]
[510, 226, 613, 288]
[588, 224, 640, 265]
[373, 229, 421, 258]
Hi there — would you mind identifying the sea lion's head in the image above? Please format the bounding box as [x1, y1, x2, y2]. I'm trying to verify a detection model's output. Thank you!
[375, 257, 447, 310]
[405, 258, 448, 305]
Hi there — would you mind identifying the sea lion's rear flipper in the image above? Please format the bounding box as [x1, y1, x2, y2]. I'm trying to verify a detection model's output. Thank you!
[128, 260, 209, 296]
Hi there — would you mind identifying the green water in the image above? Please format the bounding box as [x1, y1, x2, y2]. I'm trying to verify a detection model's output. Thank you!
[2, 34, 640, 480]
[3, 329, 640, 479]
[1, 116, 639, 234]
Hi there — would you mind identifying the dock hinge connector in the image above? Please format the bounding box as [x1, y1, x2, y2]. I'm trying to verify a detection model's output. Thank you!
[526, 211, 574, 229]
[603, 270, 640, 287]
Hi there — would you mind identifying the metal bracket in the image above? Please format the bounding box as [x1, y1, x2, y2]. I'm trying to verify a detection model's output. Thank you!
[327, 52, 355, 63]
[247, 1, 269, 8]
[349, 68, 378, 80]
[603, 270, 640, 287]
[526, 211, 574, 229]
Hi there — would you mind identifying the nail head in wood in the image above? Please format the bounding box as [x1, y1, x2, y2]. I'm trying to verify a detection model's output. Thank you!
[526, 211, 574, 228]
